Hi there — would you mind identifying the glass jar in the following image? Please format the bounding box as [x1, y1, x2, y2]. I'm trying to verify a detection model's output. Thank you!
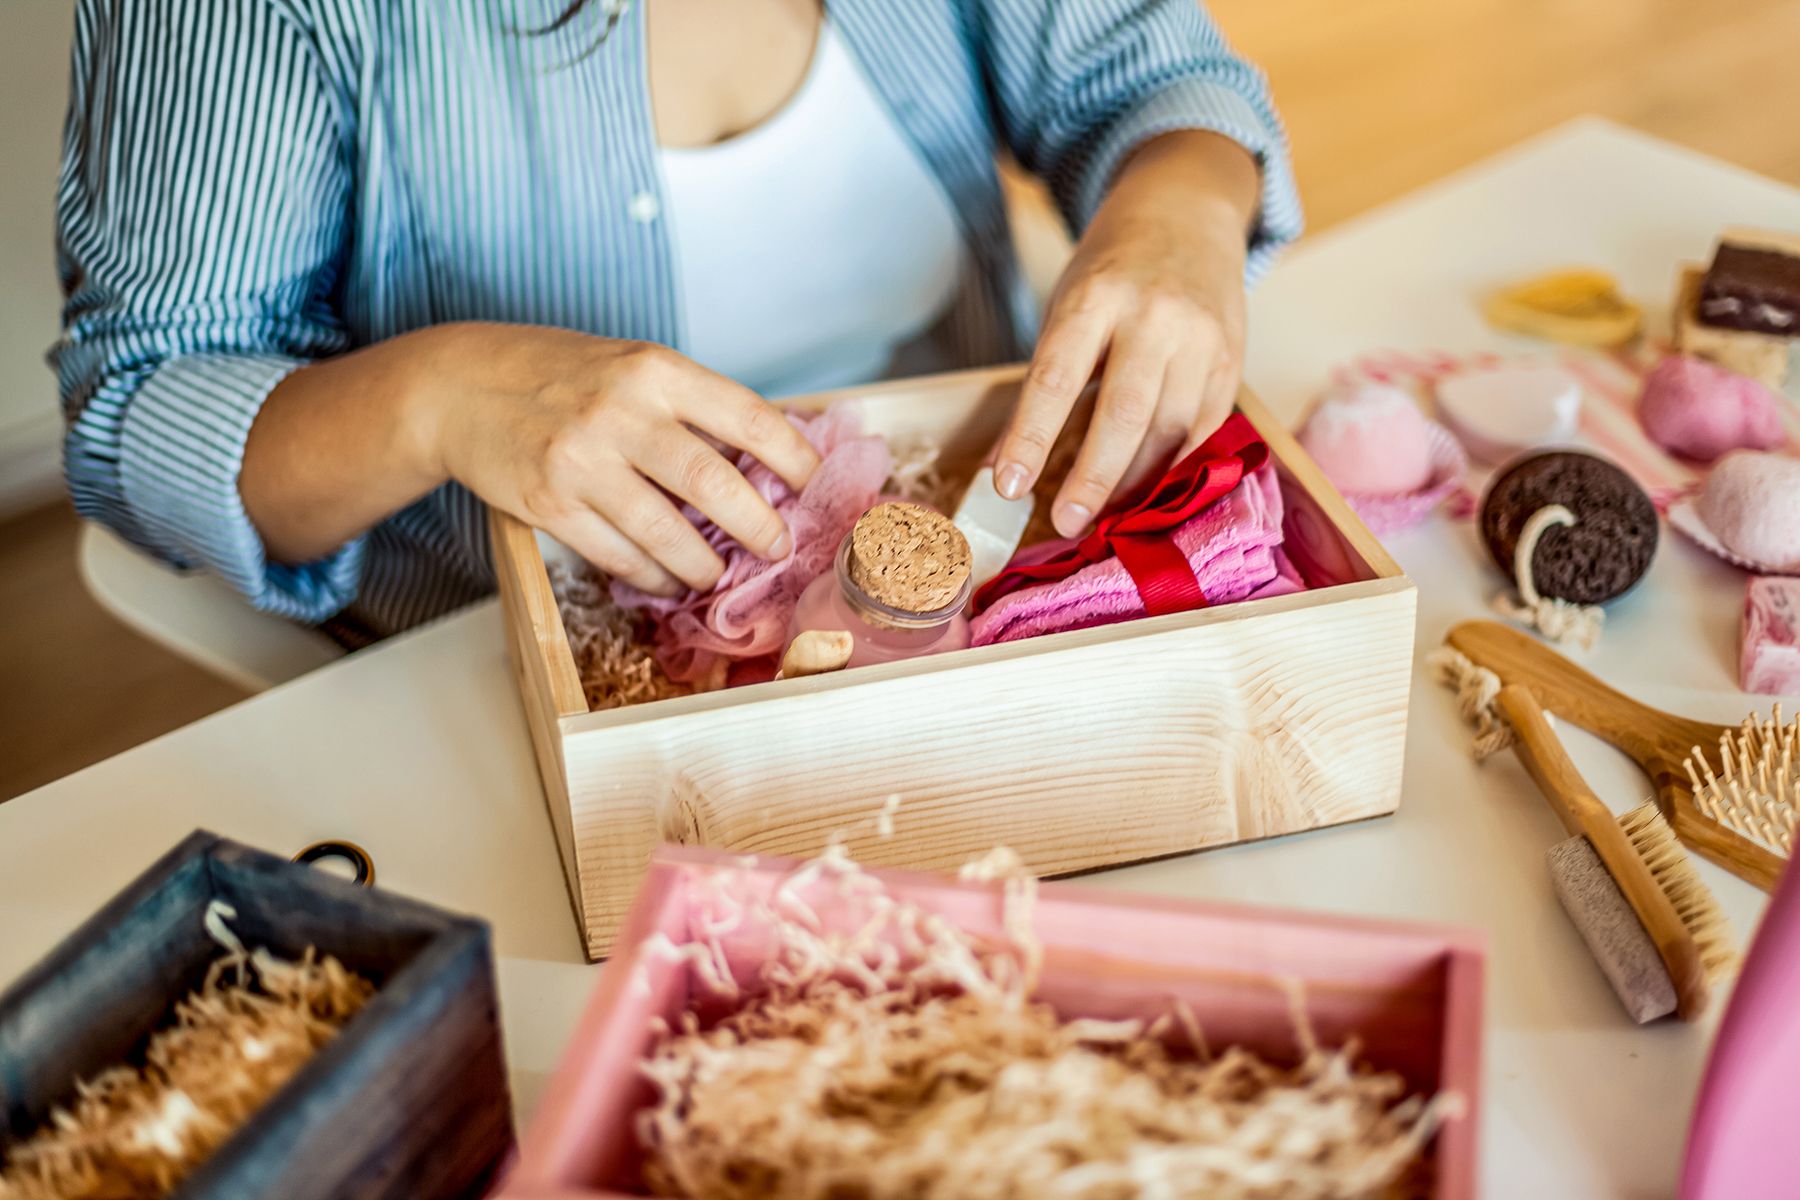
[787, 533, 972, 668]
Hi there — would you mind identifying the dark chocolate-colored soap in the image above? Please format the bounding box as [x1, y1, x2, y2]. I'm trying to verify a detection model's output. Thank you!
[1698, 242, 1800, 335]
[1479, 451, 1658, 606]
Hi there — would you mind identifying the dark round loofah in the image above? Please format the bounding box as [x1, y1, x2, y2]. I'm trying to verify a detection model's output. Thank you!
[1479, 451, 1658, 605]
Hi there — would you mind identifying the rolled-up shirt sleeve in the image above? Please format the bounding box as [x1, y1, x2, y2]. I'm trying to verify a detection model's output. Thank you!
[980, 0, 1303, 281]
[52, 0, 364, 621]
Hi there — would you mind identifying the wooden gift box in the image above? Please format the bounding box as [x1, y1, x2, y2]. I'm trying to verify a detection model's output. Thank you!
[499, 845, 1486, 1199]
[492, 365, 1418, 961]
[0, 831, 512, 1199]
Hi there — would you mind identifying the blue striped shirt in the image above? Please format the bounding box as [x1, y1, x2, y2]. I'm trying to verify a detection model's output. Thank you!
[53, 0, 1301, 637]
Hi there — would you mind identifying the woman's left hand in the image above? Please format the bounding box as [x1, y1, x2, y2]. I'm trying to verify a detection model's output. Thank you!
[993, 131, 1260, 538]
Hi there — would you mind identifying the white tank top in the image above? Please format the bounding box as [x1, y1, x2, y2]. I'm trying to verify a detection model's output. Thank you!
[658, 20, 966, 399]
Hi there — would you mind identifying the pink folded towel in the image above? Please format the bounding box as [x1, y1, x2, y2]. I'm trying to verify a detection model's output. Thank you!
[613, 405, 891, 685]
[969, 462, 1287, 647]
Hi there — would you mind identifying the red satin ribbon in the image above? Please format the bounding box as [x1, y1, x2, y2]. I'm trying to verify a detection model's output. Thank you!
[972, 413, 1269, 617]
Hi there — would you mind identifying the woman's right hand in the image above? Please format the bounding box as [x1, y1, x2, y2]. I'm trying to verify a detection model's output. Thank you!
[419, 323, 820, 597]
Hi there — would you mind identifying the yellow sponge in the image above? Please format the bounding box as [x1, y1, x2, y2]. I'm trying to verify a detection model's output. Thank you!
[1483, 268, 1643, 347]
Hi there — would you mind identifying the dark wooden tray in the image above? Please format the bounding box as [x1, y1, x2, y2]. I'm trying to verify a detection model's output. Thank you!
[0, 830, 513, 1199]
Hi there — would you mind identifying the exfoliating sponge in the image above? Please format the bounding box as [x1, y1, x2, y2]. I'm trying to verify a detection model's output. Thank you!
[1479, 451, 1659, 605]
[1694, 452, 1800, 574]
[1638, 355, 1785, 463]
[1297, 383, 1436, 496]
[1483, 268, 1642, 347]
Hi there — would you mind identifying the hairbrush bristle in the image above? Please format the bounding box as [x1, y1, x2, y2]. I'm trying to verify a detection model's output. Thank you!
[1682, 704, 1800, 858]
[1617, 801, 1738, 984]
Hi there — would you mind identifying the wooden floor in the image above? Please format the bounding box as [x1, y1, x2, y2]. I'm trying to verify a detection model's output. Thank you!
[0, 504, 245, 799]
[6, 0, 1800, 800]
[1216, 0, 1800, 233]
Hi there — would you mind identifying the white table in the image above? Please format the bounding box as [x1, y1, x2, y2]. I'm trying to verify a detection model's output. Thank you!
[5, 117, 1796, 1197]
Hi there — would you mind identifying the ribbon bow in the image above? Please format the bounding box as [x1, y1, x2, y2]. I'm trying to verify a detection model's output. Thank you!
[972, 413, 1269, 616]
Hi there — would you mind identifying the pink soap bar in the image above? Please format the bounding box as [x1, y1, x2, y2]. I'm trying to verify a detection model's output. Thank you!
[1744, 576, 1800, 697]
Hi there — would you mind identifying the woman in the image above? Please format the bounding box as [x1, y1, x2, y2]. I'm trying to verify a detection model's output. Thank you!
[54, 0, 1298, 640]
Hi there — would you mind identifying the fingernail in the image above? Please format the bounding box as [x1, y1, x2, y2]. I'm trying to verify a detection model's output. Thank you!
[768, 528, 793, 560]
[995, 462, 1029, 500]
[1055, 502, 1093, 537]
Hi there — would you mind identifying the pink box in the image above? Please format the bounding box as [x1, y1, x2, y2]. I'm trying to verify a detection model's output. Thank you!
[501, 846, 1485, 1199]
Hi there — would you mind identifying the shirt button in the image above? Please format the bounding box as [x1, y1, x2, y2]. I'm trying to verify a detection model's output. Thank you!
[628, 191, 661, 223]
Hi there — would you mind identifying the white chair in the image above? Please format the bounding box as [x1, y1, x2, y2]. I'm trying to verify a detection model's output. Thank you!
[78, 522, 343, 693]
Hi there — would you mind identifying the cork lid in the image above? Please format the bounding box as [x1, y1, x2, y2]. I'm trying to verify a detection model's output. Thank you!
[847, 503, 972, 614]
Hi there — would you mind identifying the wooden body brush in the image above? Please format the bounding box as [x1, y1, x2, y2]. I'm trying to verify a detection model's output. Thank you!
[1448, 620, 1798, 891]
[1496, 685, 1733, 1021]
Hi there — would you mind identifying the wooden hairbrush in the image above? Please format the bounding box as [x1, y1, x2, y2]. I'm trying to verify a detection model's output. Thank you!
[1447, 620, 1798, 891]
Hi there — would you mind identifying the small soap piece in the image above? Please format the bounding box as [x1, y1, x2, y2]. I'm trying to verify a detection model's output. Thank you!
[1743, 576, 1800, 696]
[953, 467, 1036, 589]
[1638, 355, 1786, 463]
[1297, 383, 1436, 496]
[1694, 451, 1800, 574]
[1479, 450, 1659, 605]
[777, 629, 855, 680]
[1699, 230, 1800, 335]
[1673, 264, 1789, 390]
[848, 502, 972, 613]
[1483, 268, 1643, 347]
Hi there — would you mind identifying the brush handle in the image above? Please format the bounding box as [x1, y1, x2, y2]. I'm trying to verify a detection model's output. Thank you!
[1448, 621, 1720, 769]
[1497, 686, 1710, 1022]
[1451, 621, 1782, 893]
[1496, 686, 1614, 838]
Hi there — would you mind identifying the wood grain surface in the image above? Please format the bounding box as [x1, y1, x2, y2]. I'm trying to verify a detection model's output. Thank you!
[497, 367, 1417, 959]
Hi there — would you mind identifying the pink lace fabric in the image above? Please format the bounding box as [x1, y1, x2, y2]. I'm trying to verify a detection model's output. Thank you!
[612, 405, 891, 685]
[969, 462, 1289, 647]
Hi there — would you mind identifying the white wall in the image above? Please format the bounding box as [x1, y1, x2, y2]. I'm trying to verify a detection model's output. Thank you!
[0, 1, 74, 517]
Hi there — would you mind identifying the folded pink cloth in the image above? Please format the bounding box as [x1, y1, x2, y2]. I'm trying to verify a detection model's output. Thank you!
[613, 405, 891, 685]
[970, 462, 1288, 646]
[1248, 547, 1306, 600]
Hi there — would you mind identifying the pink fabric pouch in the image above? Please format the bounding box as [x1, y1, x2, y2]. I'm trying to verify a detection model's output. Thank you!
[970, 462, 1289, 647]
[612, 405, 891, 685]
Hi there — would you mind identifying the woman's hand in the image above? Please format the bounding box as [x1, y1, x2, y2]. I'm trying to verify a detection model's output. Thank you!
[427, 325, 819, 596]
[244, 324, 819, 596]
[993, 131, 1261, 537]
